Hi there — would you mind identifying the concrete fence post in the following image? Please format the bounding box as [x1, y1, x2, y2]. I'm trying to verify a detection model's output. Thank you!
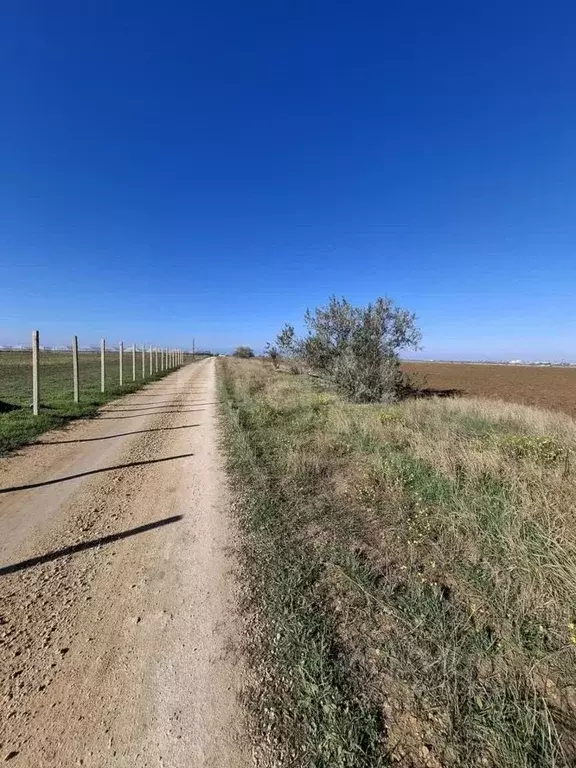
[101, 338, 106, 393]
[72, 335, 79, 403]
[132, 343, 136, 381]
[32, 329, 40, 416]
[141, 345, 146, 378]
[149, 345, 153, 376]
[119, 341, 124, 386]
[155, 346, 159, 373]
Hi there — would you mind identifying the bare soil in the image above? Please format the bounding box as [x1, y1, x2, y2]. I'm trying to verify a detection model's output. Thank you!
[403, 361, 576, 417]
[0, 358, 248, 767]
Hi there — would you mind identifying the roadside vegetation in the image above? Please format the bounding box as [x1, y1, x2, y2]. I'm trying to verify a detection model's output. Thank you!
[233, 345, 255, 358]
[0, 350, 198, 455]
[219, 356, 576, 767]
[274, 295, 421, 403]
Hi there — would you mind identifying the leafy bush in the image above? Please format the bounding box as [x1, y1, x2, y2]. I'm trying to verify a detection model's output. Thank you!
[276, 296, 421, 403]
[233, 345, 255, 359]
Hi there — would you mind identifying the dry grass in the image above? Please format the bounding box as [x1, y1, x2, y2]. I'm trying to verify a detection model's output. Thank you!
[219, 359, 576, 767]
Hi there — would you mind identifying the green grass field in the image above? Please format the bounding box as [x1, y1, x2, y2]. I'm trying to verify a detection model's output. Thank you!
[0, 349, 187, 455]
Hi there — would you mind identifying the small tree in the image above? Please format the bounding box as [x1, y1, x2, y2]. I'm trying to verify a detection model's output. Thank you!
[277, 323, 297, 357]
[264, 342, 280, 368]
[233, 345, 255, 359]
[282, 296, 421, 402]
[275, 323, 302, 373]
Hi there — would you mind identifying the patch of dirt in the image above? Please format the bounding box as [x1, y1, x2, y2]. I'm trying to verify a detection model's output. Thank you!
[403, 362, 576, 417]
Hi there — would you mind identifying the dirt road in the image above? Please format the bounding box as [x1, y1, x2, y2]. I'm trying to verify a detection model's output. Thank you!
[0, 358, 248, 767]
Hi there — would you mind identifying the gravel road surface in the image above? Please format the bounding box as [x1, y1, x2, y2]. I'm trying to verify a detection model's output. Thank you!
[0, 358, 248, 767]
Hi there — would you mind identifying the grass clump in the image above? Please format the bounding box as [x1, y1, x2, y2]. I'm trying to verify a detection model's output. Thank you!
[497, 434, 571, 465]
[219, 358, 576, 768]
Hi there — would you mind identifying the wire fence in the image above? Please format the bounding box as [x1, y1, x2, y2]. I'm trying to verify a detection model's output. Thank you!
[0, 331, 189, 415]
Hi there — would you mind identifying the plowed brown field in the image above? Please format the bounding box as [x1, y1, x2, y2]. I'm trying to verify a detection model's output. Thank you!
[402, 362, 576, 418]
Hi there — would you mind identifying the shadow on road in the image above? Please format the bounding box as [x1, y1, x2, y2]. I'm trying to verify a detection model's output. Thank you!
[110, 400, 186, 406]
[102, 404, 216, 413]
[36, 424, 201, 446]
[0, 515, 183, 576]
[137, 391, 208, 395]
[101, 404, 186, 412]
[0, 453, 195, 494]
[99, 409, 205, 420]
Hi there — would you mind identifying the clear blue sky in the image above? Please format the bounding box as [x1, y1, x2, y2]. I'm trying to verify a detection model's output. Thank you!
[2, 1, 575, 359]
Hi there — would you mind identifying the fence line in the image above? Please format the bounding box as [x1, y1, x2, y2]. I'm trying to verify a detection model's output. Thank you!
[27, 331, 189, 416]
